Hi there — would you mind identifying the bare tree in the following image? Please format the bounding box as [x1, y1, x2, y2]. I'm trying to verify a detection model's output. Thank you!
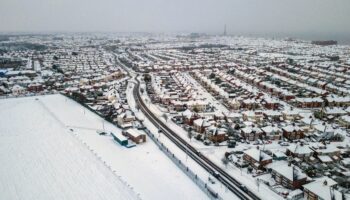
[188, 127, 193, 139]
[222, 156, 229, 168]
[161, 113, 168, 122]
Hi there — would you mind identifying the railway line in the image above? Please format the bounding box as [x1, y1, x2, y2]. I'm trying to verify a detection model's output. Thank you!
[132, 76, 261, 200]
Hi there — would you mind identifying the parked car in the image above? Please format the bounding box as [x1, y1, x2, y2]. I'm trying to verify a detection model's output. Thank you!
[280, 142, 289, 146]
[204, 140, 211, 146]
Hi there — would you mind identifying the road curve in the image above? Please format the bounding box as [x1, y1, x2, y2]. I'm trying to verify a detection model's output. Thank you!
[133, 76, 261, 200]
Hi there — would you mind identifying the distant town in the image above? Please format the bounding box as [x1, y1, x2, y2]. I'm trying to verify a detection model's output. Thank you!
[1, 33, 350, 200]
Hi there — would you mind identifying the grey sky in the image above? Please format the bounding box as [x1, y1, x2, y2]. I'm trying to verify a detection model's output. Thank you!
[1, 0, 350, 35]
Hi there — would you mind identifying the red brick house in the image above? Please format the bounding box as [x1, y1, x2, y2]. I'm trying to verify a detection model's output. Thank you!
[123, 129, 146, 144]
[282, 125, 304, 140]
[243, 148, 272, 169]
[270, 164, 307, 189]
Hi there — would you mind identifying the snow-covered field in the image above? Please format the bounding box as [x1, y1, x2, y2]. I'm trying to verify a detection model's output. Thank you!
[0, 95, 139, 200]
[0, 94, 208, 200]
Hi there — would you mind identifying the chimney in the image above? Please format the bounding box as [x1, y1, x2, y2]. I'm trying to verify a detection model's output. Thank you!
[323, 180, 328, 186]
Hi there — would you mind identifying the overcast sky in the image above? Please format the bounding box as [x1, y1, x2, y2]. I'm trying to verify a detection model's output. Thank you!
[1, 0, 350, 37]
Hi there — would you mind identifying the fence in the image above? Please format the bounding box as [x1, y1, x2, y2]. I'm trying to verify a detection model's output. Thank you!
[0, 91, 59, 99]
[4, 88, 224, 199]
[144, 128, 223, 200]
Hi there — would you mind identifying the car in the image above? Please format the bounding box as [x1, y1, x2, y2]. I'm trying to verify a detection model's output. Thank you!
[245, 139, 250, 144]
[300, 139, 309, 145]
[212, 171, 220, 179]
[228, 140, 236, 148]
[280, 142, 289, 146]
[239, 184, 248, 192]
[234, 150, 244, 155]
[204, 140, 211, 146]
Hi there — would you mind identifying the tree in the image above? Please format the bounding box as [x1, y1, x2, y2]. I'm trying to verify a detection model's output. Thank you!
[247, 166, 253, 174]
[215, 77, 222, 84]
[209, 73, 215, 79]
[314, 110, 323, 119]
[222, 156, 229, 168]
[188, 127, 193, 139]
[161, 113, 168, 122]
[71, 92, 87, 103]
[287, 58, 294, 65]
[228, 69, 235, 75]
[227, 126, 235, 137]
[274, 80, 281, 86]
[144, 73, 152, 82]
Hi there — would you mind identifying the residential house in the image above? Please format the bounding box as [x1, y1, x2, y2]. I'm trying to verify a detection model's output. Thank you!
[123, 129, 146, 144]
[271, 164, 307, 189]
[193, 118, 211, 133]
[261, 125, 282, 140]
[338, 115, 350, 128]
[282, 109, 301, 121]
[243, 148, 272, 169]
[116, 110, 135, 129]
[242, 111, 264, 123]
[286, 144, 314, 159]
[206, 126, 227, 143]
[181, 109, 199, 125]
[241, 126, 263, 141]
[303, 177, 342, 200]
[282, 124, 304, 140]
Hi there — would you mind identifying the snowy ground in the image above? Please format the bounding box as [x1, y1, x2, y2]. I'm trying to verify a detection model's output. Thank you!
[0, 95, 139, 200]
[1, 94, 209, 200]
[136, 77, 284, 200]
[129, 79, 240, 200]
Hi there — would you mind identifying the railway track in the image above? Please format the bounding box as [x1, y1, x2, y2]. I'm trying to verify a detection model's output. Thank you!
[132, 77, 261, 200]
